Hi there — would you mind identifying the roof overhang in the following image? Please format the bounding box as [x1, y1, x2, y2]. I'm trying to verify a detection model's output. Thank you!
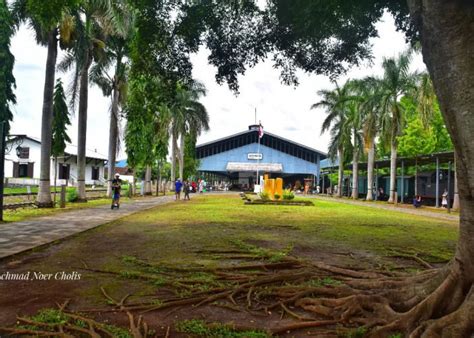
[226, 162, 283, 172]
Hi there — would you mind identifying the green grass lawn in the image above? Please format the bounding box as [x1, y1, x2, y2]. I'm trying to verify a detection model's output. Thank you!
[140, 194, 457, 263]
[0, 194, 459, 336]
[0, 198, 116, 222]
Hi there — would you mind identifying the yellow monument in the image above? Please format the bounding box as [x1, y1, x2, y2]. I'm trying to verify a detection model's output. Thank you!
[275, 178, 283, 199]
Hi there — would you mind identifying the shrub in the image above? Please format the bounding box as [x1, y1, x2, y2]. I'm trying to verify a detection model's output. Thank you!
[273, 193, 281, 200]
[67, 188, 78, 202]
[259, 191, 270, 200]
[282, 189, 295, 200]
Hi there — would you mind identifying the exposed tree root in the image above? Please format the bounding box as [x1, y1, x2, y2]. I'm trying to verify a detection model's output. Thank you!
[3, 250, 473, 337]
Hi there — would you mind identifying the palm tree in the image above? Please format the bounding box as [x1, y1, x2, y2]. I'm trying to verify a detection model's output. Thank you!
[170, 81, 209, 182]
[312, 82, 352, 198]
[350, 78, 382, 200]
[378, 51, 417, 203]
[59, 0, 127, 200]
[344, 97, 363, 199]
[90, 13, 133, 197]
[12, 0, 76, 207]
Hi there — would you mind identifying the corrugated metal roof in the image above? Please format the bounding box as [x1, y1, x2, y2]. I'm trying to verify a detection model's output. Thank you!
[197, 129, 327, 157]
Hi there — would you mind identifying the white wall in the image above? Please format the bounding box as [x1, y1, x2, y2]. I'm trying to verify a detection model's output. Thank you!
[4, 139, 41, 178]
[4, 138, 106, 186]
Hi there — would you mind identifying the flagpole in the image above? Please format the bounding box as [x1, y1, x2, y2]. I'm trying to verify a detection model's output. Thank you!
[257, 133, 260, 186]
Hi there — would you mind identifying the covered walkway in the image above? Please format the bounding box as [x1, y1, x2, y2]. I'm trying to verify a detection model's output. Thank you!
[320, 151, 457, 209]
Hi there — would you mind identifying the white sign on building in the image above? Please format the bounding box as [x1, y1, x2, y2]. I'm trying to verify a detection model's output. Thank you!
[247, 153, 263, 160]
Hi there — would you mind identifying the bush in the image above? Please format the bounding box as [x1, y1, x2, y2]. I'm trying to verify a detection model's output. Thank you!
[274, 193, 281, 200]
[67, 188, 78, 202]
[259, 191, 270, 200]
[282, 189, 295, 200]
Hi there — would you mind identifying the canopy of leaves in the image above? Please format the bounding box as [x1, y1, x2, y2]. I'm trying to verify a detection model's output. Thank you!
[0, 0, 16, 132]
[397, 96, 452, 157]
[51, 79, 72, 157]
[125, 74, 170, 168]
[174, 1, 416, 90]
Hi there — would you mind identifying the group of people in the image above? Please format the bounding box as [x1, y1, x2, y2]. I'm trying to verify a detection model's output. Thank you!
[413, 189, 449, 209]
[174, 178, 206, 201]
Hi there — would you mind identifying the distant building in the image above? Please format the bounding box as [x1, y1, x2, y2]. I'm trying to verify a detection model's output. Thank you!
[195, 125, 327, 190]
[105, 159, 134, 183]
[4, 135, 107, 186]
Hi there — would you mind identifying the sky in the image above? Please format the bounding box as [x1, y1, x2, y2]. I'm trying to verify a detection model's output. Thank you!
[10, 11, 425, 160]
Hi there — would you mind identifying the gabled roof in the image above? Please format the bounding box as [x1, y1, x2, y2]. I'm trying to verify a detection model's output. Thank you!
[7, 134, 107, 161]
[7, 134, 41, 145]
[196, 127, 327, 162]
[197, 129, 326, 156]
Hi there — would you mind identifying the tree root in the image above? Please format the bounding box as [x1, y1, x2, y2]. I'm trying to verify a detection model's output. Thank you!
[4, 253, 473, 337]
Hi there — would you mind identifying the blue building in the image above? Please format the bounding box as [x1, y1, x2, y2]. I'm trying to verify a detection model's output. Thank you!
[196, 125, 327, 190]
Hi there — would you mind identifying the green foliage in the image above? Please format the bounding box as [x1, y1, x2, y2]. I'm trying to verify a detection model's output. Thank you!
[176, 319, 268, 338]
[125, 74, 170, 168]
[66, 188, 78, 202]
[0, 0, 16, 132]
[24, 0, 80, 33]
[345, 326, 367, 338]
[282, 189, 295, 200]
[259, 191, 269, 200]
[51, 78, 71, 158]
[30, 308, 67, 325]
[397, 117, 436, 157]
[273, 193, 281, 200]
[397, 95, 452, 157]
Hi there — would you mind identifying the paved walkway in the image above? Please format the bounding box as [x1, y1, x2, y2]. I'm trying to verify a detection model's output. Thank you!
[0, 195, 175, 259]
[311, 195, 460, 222]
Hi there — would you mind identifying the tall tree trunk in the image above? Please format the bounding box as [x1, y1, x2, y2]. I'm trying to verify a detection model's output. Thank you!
[170, 130, 177, 185]
[77, 51, 92, 201]
[53, 156, 57, 204]
[414, 158, 418, 196]
[145, 165, 152, 195]
[452, 155, 460, 210]
[351, 149, 359, 199]
[107, 86, 119, 197]
[132, 169, 136, 196]
[387, 141, 397, 203]
[36, 29, 57, 208]
[375, 2, 474, 334]
[366, 140, 375, 201]
[178, 133, 185, 180]
[156, 161, 161, 196]
[337, 148, 343, 198]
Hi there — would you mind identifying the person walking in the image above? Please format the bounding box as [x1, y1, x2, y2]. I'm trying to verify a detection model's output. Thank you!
[184, 181, 191, 200]
[175, 178, 183, 200]
[111, 173, 122, 209]
[198, 179, 204, 194]
[442, 188, 448, 208]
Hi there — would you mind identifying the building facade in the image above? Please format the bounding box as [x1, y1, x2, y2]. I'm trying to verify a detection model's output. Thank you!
[196, 125, 326, 190]
[4, 135, 107, 186]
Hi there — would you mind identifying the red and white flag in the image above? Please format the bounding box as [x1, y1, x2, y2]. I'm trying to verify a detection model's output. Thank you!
[258, 123, 264, 139]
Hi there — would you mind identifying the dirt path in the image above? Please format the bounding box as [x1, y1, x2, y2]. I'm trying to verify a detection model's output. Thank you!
[311, 195, 459, 222]
[0, 195, 175, 259]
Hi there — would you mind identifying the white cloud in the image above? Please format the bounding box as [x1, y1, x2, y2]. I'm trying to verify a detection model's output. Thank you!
[10, 11, 425, 161]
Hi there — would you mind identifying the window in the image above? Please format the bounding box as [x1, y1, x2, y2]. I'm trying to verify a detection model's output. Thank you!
[18, 147, 30, 159]
[19, 164, 28, 177]
[91, 167, 99, 180]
